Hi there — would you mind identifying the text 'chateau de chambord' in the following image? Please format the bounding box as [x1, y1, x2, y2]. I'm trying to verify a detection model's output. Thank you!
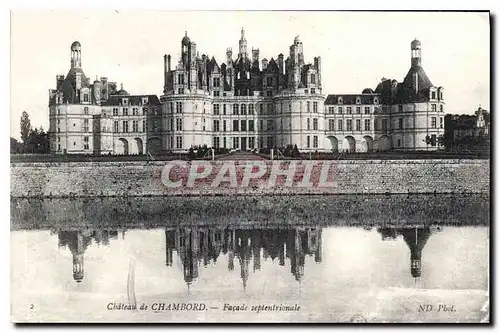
[48, 29, 445, 155]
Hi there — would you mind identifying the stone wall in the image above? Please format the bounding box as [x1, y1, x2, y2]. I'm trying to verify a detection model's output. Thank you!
[10, 159, 490, 198]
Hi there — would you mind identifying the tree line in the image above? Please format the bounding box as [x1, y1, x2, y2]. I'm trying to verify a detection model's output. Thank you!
[11, 111, 49, 154]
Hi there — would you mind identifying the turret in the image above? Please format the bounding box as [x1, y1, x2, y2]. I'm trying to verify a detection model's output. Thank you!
[238, 27, 248, 57]
[70, 41, 82, 69]
[411, 39, 422, 67]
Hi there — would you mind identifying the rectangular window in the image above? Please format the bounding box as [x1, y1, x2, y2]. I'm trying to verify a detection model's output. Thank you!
[133, 108, 138, 116]
[398, 118, 403, 129]
[307, 118, 310, 130]
[123, 108, 128, 116]
[307, 101, 311, 112]
[233, 119, 239, 131]
[306, 136, 310, 148]
[84, 107, 89, 115]
[431, 117, 437, 129]
[346, 119, 353, 131]
[260, 120, 264, 131]
[240, 120, 247, 131]
[249, 104, 254, 115]
[346, 107, 352, 114]
[223, 120, 227, 132]
[355, 119, 361, 131]
[133, 120, 139, 132]
[382, 119, 388, 131]
[213, 120, 220, 132]
[249, 137, 255, 149]
[356, 106, 361, 114]
[233, 104, 239, 115]
[313, 118, 318, 130]
[313, 135, 318, 148]
[431, 134, 437, 146]
[223, 137, 227, 148]
[440, 104, 444, 112]
[176, 102, 182, 113]
[364, 119, 371, 131]
[178, 74, 184, 85]
[176, 118, 183, 131]
[241, 104, 247, 115]
[176, 136, 183, 149]
[259, 104, 264, 115]
[267, 104, 273, 115]
[249, 120, 255, 132]
[364, 107, 370, 114]
[329, 119, 335, 131]
[213, 137, 220, 148]
[328, 106, 334, 114]
[432, 91, 436, 99]
[311, 88, 315, 94]
[313, 101, 318, 113]
[83, 119, 89, 132]
[223, 104, 227, 115]
[143, 120, 147, 132]
[267, 120, 273, 131]
[142, 107, 148, 115]
[213, 90, 219, 97]
[338, 106, 343, 114]
[338, 119, 343, 131]
[213, 104, 220, 115]
[397, 139, 401, 147]
[112, 108, 118, 116]
[440, 117, 444, 129]
[233, 137, 240, 149]
[84, 94, 89, 102]
[431, 104, 437, 112]
[213, 77, 220, 88]
[114, 121, 119, 133]
[83, 136, 89, 150]
[122, 120, 129, 133]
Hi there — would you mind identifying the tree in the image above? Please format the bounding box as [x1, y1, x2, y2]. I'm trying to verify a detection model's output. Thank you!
[20, 111, 31, 149]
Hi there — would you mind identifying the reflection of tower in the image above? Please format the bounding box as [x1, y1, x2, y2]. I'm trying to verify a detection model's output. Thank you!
[175, 228, 199, 287]
[235, 230, 252, 291]
[227, 228, 236, 271]
[58, 230, 92, 283]
[287, 229, 305, 282]
[377, 227, 434, 278]
[165, 228, 175, 266]
[251, 229, 262, 272]
[400, 228, 432, 278]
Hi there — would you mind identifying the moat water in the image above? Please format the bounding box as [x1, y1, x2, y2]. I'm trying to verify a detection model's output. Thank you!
[10, 195, 490, 323]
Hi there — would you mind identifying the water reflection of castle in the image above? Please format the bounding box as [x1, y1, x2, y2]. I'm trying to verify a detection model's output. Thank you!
[55, 226, 441, 285]
[57, 230, 122, 282]
[377, 226, 442, 278]
[165, 227, 323, 288]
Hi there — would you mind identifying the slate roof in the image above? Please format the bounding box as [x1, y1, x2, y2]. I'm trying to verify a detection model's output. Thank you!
[324, 94, 380, 105]
[102, 94, 161, 106]
[58, 67, 91, 104]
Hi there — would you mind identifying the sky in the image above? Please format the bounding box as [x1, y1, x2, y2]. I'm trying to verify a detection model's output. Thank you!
[10, 10, 490, 139]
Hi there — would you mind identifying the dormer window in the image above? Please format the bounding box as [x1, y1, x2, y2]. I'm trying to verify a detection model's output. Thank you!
[142, 97, 148, 105]
[356, 97, 361, 104]
[338, 97, 343, 104]
[374, 97, 379, 104]
[122, 98, 128, 105]
[83, 94, 89, 103]
[431, 91, 436, 99]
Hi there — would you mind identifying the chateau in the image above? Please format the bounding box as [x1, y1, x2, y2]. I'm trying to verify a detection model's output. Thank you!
[48, 30, 445, 155]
